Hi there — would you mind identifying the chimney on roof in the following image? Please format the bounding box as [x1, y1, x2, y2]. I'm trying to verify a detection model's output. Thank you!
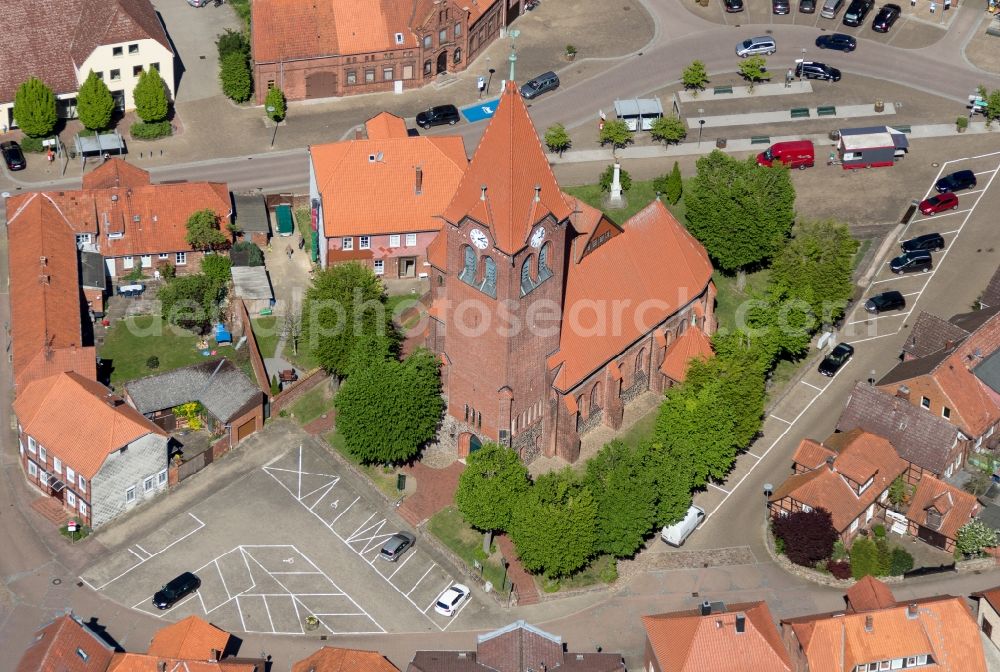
[355, 127, 364, 140]
[415, 166, 423, 196]
[735, 613, 746, 633]
[864, 615, 873, 633]
[700, 600, 712, 616]
[945, 339, 956, 350]
[480, 184, 487, 201]
[896, 385, 910, 401]
[534, 183, 541, 202]
[158, 662, 166, 672]
[907, 603, 918, 619]
[39, 274, 51, 285]
[210, 648, 219, 661]
[826, 455, 835, 471]
[111, 194, 118, 203]
[39, 256, 47, 266]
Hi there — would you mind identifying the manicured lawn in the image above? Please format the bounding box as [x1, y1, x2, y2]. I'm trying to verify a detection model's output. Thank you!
[562, 177, 689, 226]
[285, 339, 320, 372]
[711, 268, 771, 333]
[100, 317, 209, 386]
[288, 385, 334, 425]
[557, 554, 618, 591]
[295, 208, 313, 256]
[427, 506, 510, 591]
[386, 293, 421, 318]
[251, 315, 280, 358]
[619, 409, 658, 450]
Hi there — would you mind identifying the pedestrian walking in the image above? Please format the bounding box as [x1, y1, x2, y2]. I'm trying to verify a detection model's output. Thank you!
[298, 235, 305, 250]
[286, 244, 293, 259]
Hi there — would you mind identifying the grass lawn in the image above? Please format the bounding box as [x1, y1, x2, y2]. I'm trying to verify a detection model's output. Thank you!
[852, 237, 873, 274]
[100, 317, 208, 386]
[326, 429, 404, 499]
[619, 409, 658, 449]
[251, 315, 280, 359]
[427, 506, 509, 591]
[711, 268, 771, 332]
[294, 207, 313, 256]
[562, 177, 689, 226]
[285, 340, 320, 372]
[288, 385, 335, 425]
[557, 554, 617, 591]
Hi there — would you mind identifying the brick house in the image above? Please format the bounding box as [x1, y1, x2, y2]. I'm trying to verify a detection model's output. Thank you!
[406, 620, 624, 672]
[781, 579, 987, 672]
[418, 84, 716, 463]
[0, 0, 175, 130]
[642, 600, 792, 672]
[904, 474, 979, 553]
[14, 613, 116, 672]
[293, 647, 398, 672]
[309, 112, 467, 276]
[836, 382, 969, 485]
[14, 371, 169, 529]
[973, 586, 1000, 652]
[251, 0, 512, 102]
[767, 429, 907, 543]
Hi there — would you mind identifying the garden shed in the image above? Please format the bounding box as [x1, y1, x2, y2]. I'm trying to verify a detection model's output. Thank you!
[230, 266, 274, 314]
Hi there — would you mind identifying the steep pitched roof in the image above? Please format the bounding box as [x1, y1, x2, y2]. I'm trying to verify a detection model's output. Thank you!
[147, 616, 231, 661]
[124, 359, 263, 424]
[792, 439, 837, 470]
[83, 158, 152, 189]
[981, 266, 1000, 309]
[836, 383, 964, 476]
[642, 601, 791, 672]
[14, 372, 165, 479]
[906, 474, 979, 541]
[425, 231, 448, 271]
[660, 327, 714, 383]
[973, 586, 1000, 614]
[107, 654, 256, 672]
[902, 311, 970, 359]
[15, 614, 115, 672]
[549, 200, 714, 391]
[441, 82, 572, 254]
[292, 647, 398, 672]
[845, 577, 897, 612]
[311, 135, 467, 238]
[70, 0, 171, 67]
[365, 112, 409, 140]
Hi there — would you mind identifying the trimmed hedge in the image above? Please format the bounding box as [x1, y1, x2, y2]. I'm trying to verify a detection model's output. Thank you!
[19, 136, 46, 153]
[130, 120, 172, 140]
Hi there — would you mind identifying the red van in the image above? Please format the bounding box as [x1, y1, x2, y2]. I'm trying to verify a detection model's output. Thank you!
[756, 140, 815, 169]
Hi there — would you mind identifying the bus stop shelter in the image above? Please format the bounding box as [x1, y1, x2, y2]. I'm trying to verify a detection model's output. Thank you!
[74, 131, 126, 167]
[614, 98, 664, 131]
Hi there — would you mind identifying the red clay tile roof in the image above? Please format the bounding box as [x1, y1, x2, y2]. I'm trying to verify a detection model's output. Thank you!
[312, 135, 466, 238]
[107, 654, 256, 672]
[442, 82, 572, 255]
[147, 616, 230, 661]
[846, 576, 897, 612]
[15, 614, 115, 672]
[792, 439, 836, 470]
[365, 112, 409, 140]
[642, 601, 791, 672]
[974, 586, 1000, 614]
[292, 647, 399, 672]
[549, 199, 713, 391]
[563, 196, 606, 239]
[0, 0, 171, 102]
[83, 159, 153, 190]
[14, 372, 165, 479]
[6, 193, 92, 390]
[783, 595, 987, 672]
[660, 327, 714, 383]
[426, 231, 448, 271]
[906, 474, 979, 541]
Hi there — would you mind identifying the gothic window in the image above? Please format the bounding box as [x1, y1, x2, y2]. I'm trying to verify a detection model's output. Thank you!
[636, 348, 647, 375]
[520, 255, 538, 296]
[479, 256, 497, 298]
[590, 382, 602, 411]
[538, 241, 553, 282]
[459, 245, 477, 285]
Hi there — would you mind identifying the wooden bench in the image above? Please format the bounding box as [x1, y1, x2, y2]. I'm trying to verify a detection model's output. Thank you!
[817, 106, 837, 117]
[751, 136, 771, 145]
[713, 85, 734, 95]
[790, 107, 811, 119]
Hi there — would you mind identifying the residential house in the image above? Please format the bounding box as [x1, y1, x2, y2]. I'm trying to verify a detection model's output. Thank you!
[780, 579, 987, 672]
[642, 600, 792, 672]
[836, 382, 969, 484]
[879, 307, 1000, 453]
[406, 620, 625, 672]
[147, 616, 233, 661]
[972, 586, 1000, 651]
[14, 613, 115, 672]
[768, 429, 907, 543]
[123, 359, 265, 448]
[309, 112, 467, 276]
[904, 474, 979, 552]
[292, 647, 399, 672]
[844, 576, 898, 613]
[900, 309, 991, 362]
[251, 0, 510, 102]
[0, 0, 174, 129]
[14, 371, 169, 528]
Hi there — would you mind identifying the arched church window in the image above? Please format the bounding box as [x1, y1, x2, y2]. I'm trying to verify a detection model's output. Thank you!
[520, 255, 537, 296]
[479, 256, 497, 298]
[459, 245, 477, 285]
[538, 241, 553, 283]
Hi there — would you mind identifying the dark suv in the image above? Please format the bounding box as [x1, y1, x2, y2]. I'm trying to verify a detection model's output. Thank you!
[773, 0, 791, 13]
[815, 33, 856, 51]
[795, 61, 841, 81]
[901, 232, 945, 253]
[865, 290, 906, 314]
[152, 572, 201, 610]
[819, 343, 855, 377]
[935, 169, 977, 193]
[871, 3, 901, 31]
[843, 0, 875, 26]
[415, 105, 460, 128]
[890, 250, 933, 274]
[0, 141, 26, 171]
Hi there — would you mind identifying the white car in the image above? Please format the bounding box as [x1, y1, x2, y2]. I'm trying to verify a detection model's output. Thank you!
[434, 583, 470, 617]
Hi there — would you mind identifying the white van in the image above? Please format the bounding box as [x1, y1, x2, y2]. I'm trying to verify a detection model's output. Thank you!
[820, 0, 845, 18]
[660, 504, 706, 547]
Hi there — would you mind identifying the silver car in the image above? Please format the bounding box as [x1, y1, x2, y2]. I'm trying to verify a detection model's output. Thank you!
[736, 36, 777, 57]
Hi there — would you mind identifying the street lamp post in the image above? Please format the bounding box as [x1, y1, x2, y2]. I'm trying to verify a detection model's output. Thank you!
[799, 48, 807, 79]
[501, 557, 510, 594]
[266, 106, 279, 148]
[487, 68, 496, 95]
[698, 119, 706, 146]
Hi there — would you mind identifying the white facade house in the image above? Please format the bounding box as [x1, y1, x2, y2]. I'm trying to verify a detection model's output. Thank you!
[76, 38, 174, 113]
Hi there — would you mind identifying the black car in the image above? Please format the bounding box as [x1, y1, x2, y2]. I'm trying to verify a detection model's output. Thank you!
[890, 250, 933, 274]
[773, 0, 791, 13]
[379, 531, 416, 562]
[901, 232, 945, 253]
[815, 33, 857, 52]
[935, 169, 977, 193]
[842, 0, 874, 26]
[1, 141, 26, 171]
[724, 0, 745, 12]
[864, 290, 906, 314]
[415, 105, 460, 128]
[152, 572, 201, 610]
[819, 343, 855, 377]
[796, 61, 842, 82]
[800, 0, 817, 12]
[871, 3, 901, 31]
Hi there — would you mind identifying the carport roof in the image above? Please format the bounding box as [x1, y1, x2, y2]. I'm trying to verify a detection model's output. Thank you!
[233, 195, 270, 233]
[124, 358, 263, 424]
[231, 266, 273, 301]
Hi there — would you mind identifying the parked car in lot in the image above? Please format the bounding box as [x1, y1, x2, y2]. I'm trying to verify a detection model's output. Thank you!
[901, 232, 945, 253]
[919, 192, 959, 215]
[795, 61, 841, 82]
[821, 0, 846, 19]
[815, 33, 856, 51]
[756, 140, 815, 169]
[520, 71, 559, 99]
[379, 531, 415, 562]
[725, 0, 745, 12]
[773, 0, 791, 14]
[890, 250, 933, 274]
[865, 290, 906, 314]
[871, 3, 901, 31]
[800, 0, 817, 12]
[935, 169, 977, 193]
[152, 572, 201, 610]
[1, 141, 26, 171]
[843, 0, 875, 26]
[736, 36, 776, 57]
[819, 343, 855, 377]
[434, 583, 470, 616]
[660, 505, 705, 547]
[416, 104, 460, 128]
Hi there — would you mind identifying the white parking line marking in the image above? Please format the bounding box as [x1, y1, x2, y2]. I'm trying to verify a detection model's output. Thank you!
[134, 545, 151, 557]
[708, 482, 730, 494]
[848, 310, 909, 325]
[128, 548, 145, 561]
[330, 496, 360, 524]
[770, 416, 792, 424]
[801, 381, 824, 392]
[388, 552, 414, 580]
[424, 581, 454, 614]
[747, 451, 763, 459]
[407, 566, 435, 598]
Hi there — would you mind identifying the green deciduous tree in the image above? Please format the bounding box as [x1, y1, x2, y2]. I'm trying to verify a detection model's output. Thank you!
[957, 519, 998, 558]
[334, 349, 443, 464]
[509, 470, 597, 578]
[682, 60, 709, 92]
[649, 115, 687, 146]
[598, 119, 633, 154]
[849, 537, 880, 579]
[265, 86, 286, 122]
[584, 441, 658, 558]
[544, 123, 571, 155]
[986, 89, 1000, 124]
[738, 55, 769, 91]
[217, 28, 250, 60]
[200, 254, 232, 285]
[13, 78, 57, 138]
[685, 150, 795, 280]
[77, 71, 116, 131]
[231, 240, 264, 266]
[185, 209, 229, 250]
[133, 67, 169, 123]
[158, 274, 226, 333]
[343, 331, 397, 378]
[220, 51, 252, 103]
[599, 164, 632, 193]
[888, 476, 914, 510]
[456, 443, 530, 533]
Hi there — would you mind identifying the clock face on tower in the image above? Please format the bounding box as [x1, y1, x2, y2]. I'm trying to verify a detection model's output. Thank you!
[530, 226, 545, 248]
[470, 228, 489, 250]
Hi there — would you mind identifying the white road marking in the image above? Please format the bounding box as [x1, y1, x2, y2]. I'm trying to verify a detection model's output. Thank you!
[769, 416, 792, 424]
[801, 381, 824, 392]
[708, 482, 730, 494]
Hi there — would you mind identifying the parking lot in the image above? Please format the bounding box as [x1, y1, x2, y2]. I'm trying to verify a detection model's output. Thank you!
[80, 437, 491, 634]
[153, 0, 242, 101]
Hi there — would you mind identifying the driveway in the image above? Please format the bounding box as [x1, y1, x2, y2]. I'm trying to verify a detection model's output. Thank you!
[153, 0, 243, 102]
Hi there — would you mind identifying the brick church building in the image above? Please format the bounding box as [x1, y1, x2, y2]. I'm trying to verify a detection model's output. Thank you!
[419, 83, 717, 463]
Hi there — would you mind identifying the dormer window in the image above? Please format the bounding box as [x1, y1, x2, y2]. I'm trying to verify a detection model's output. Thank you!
[857, 476, 874, 495]
[395, 32, 404, 45]
[925, 508, 943, 530]
[76, 648, 89, 662]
